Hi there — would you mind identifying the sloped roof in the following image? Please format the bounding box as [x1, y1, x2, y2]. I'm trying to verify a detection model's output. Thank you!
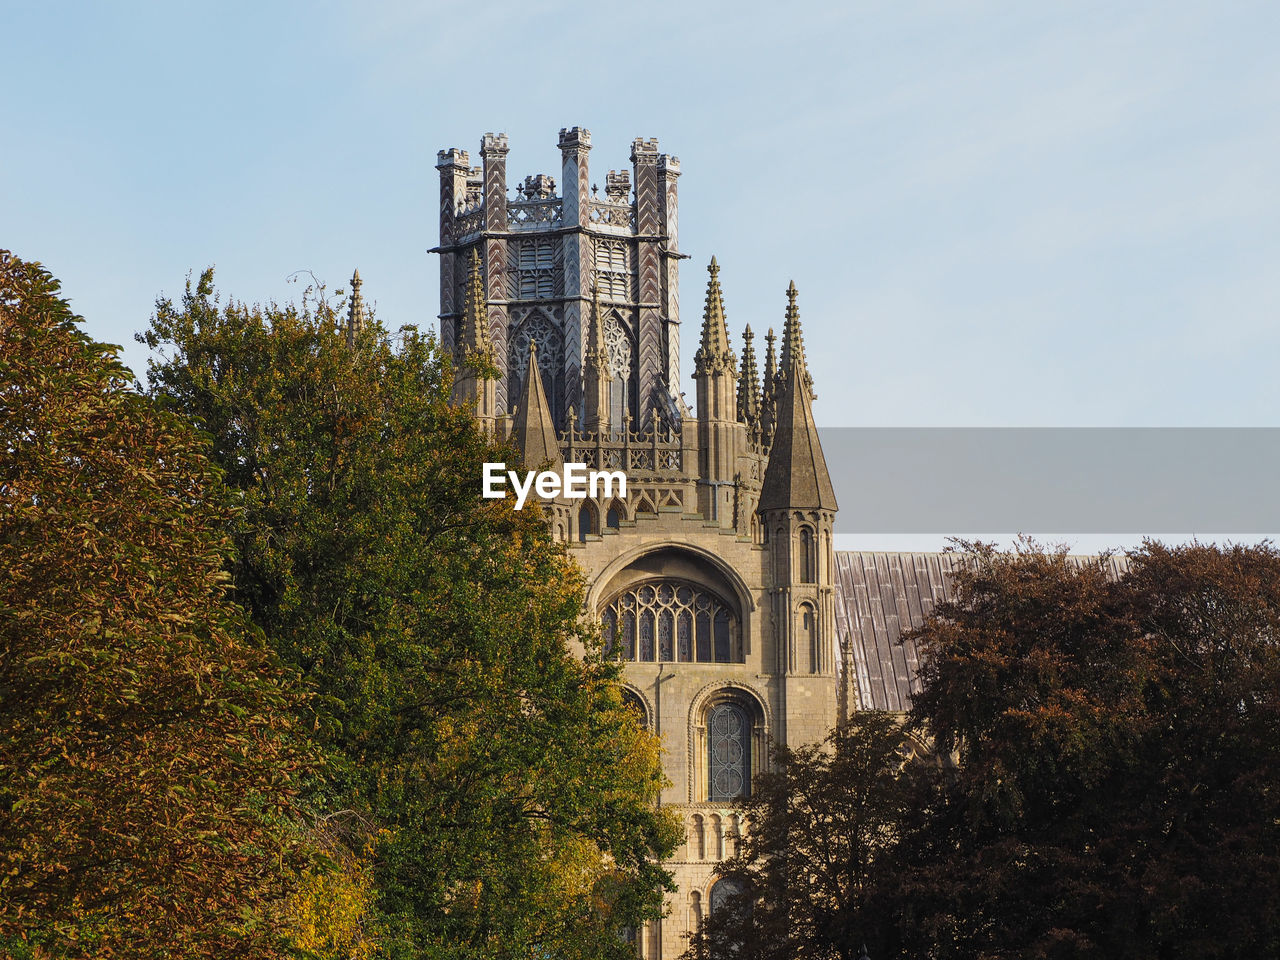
[510, 341, 561, 469]
[759, 357, 838, 512]
[833, 551, 1132, 712]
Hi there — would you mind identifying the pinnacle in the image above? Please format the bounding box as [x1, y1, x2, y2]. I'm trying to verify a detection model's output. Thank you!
[737, 323, 761, 427]
[346, 266, 366, 345]
[778, 281, 814, 399]
[460, 250, 490, 357]
[695, 256, 733, 376]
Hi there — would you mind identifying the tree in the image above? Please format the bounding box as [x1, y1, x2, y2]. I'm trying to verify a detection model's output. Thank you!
[685, 713, 942, 960]
[0, 251, 314, 958]
[140, 270, 678, 960]
[901, 539, 1280, 959]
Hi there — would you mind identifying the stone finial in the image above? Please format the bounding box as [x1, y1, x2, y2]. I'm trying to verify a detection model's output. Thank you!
[694, 257, 735, 377]
[346, 268, 365, 346]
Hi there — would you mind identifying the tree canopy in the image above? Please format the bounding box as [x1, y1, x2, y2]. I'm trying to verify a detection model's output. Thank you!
[903, 540, 1280, 959]
[0, 251, 314, 958]
[684, 713, 942, 960]
[140, 270, 678, 959]
[687, 540, 1280, 960]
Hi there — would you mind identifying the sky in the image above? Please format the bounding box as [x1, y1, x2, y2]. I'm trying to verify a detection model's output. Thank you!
[5, 1, 1278, 551]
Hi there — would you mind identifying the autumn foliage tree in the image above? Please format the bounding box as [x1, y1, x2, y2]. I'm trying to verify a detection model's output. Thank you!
[0, 252, 313, 958]
[140, 270, 677, 960]
[901, 540, 1280, 959]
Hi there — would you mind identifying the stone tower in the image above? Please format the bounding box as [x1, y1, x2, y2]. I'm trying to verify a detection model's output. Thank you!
[435, 129, 838, 959]
[435, 128, 684, 432]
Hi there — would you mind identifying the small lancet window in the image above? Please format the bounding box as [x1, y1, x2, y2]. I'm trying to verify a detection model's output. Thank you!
[800, 527, 815, 583]
[579, 502, 597, 541]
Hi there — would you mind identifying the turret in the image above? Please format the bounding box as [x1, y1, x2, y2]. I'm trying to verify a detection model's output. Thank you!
[693, 257, 740, 525]
[559, 127, 592, 419]
[632, 137, 666, 426]
[434, 147, 475, 358]
[759, 282, 837, 745]
[479, 134, 512, 415]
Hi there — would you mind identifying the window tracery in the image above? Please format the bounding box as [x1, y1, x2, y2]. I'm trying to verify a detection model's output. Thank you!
[601, 580, 740, 663]
[604, 312, 634, 428]
[510, 312, 564, 418]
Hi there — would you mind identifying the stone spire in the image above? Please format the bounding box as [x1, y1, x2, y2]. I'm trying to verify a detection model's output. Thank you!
[346, 268, 366, 346]
[694, 256, 735, 376]
[736, 324, 761, 433]
[761, 327, 778, 445]
[776, 280, 814, 399]
[583, 283, 612, 435]
[759, 351, 837, 513]
[511, 340, 561, 468]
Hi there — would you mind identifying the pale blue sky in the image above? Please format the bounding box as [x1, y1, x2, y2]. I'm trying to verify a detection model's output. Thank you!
[5, 2, 1279, 548]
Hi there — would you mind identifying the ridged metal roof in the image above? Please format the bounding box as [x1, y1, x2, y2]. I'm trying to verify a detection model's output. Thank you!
[833, 551, 1131, 711]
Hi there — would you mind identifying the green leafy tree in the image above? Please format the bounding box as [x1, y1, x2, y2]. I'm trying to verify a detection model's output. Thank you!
[0, 252, 314, 958]
[901, 540, 1280, 959]
[140, 270, 678, 960]
[684, 713, 942, 960]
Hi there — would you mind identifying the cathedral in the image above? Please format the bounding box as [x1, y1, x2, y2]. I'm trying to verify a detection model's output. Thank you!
[433, 127, 964, 957]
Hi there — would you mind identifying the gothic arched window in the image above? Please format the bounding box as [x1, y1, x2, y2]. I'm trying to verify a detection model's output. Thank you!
[708, 702, 750, 800]
[601, 581, 741, 663]
[604, 312, 635, 431]
[509, 311, 564, 423]
[606, 502, 622, 528]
